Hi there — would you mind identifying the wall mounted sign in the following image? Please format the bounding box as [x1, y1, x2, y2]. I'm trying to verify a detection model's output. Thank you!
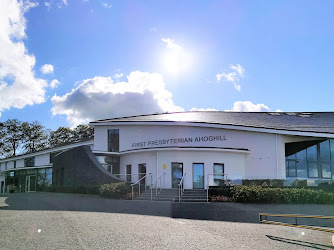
[163, 164, 167, 169]
[132, 135, 227, 148]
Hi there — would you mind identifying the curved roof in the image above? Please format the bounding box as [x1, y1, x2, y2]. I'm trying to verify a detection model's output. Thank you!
[90, 111, 334, 134]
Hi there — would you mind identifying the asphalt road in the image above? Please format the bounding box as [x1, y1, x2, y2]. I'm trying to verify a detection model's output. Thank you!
[0, 193, 333, 250]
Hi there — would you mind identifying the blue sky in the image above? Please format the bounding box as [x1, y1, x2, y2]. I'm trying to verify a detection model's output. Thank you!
[1, 0, 334, 130]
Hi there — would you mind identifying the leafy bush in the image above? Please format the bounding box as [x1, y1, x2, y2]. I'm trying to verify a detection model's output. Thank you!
[99, 182, 132, 199]
[242, 179, 285, 187]
[232, 185, 334, 204]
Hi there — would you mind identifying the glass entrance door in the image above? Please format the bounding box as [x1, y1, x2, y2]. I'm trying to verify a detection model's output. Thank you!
[172, 163, 183, 188]
[25, 175, 36, 192]
[193, 163, 204, 189]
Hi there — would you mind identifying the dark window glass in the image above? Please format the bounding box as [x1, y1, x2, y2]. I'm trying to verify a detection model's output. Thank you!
[288, 160, 297, 177]
[307, 145, 319, 178]
[24, 157, 35, 168]
[308, 162, 318, 178]
[296, 150, 307, 178]
[321, 163, 332, 179]
[14, 161, 16, 169]
[126, 165, 131, 182]
[307, 145, 317, 162]
[108, 129, 119, 152]
[320, 140, 330, 162]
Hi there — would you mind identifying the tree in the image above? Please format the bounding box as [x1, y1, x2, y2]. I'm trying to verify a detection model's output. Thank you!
[48, 127, 74, 147]
[73, 124, 94, 141]
[21, 121, 48, 153]
[1, 119, 23, 157]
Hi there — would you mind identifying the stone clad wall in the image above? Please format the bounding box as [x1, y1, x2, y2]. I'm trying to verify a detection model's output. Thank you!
[52, 146, 121, 186]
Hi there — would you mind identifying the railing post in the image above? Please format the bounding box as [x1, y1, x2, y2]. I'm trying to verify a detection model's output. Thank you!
[139, 183, 141, 196]
[132, 185, 134, 200]
[151, 184, 153, 200]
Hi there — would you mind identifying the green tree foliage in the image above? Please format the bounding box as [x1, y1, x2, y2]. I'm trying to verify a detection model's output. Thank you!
[21, 121, 48, 153]
[48, 127, 74, 147]
[0, 119, 94, 158]
[73, 124, 94, 141]
[48, 124, 94, 147]
[1, 119, 23, 157]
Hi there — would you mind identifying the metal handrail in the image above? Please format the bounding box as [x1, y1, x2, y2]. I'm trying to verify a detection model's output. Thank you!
[206, 173, 227, 202]
[150, 173, 166, 200]
[131, 173, 152, 200]
[114, 173, 146, 182]
[178, 173, 186, 202]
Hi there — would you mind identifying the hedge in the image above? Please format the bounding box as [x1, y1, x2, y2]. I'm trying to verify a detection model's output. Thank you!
[232, 186, 334, 204]
[99, 182, 132, 199]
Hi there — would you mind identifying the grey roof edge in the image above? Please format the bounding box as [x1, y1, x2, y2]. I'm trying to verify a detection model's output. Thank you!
[0, 138, 94, 162]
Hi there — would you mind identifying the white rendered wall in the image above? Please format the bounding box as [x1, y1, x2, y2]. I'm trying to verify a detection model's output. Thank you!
[94, 125, 287, 181]
[35, 154, 50, 166]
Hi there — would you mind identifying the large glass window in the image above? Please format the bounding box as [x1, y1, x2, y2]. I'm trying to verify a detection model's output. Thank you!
[296, 150, 307, 178]
[108, 129, 119, 152]
[24, 157, 35, 168]
[286, 139, 333, 179]
[95, 155, 120, 175]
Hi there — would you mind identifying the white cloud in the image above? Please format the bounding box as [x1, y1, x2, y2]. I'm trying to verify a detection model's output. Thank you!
[62, 0, 68, 5]
[190, 108, 218, 111]
[228, 101, 271, 112]
[0, 0, 47, 117]
[40, 64, 54, 74]
[149, 27, 157, 32]
[113, 73, 123, 79]
[50, 79, 60, 89]
[161, 38, 182, 50]
[51, 71, 184, 127]
[216, 64, 245, 91]
[102, 2, 112, 8]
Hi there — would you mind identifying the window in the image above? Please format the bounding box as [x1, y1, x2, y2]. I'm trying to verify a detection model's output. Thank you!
[213, 163, 224, 186]
[307, 145, 318, 178]
[95, 155, 120, 175]
[108, 129, 119, 152]
[24, 157, 35, 168]
[126, 165, 131, 182]
[286, 139, 333, 179]
[320, 140, 331, 178]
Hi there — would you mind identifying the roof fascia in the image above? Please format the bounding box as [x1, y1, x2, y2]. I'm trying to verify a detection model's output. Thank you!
[90, 121, 334, 138]
[0, 140, 94, 163]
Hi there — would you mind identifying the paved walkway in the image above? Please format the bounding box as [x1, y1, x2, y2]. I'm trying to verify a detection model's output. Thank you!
[0, 192, 333, 249]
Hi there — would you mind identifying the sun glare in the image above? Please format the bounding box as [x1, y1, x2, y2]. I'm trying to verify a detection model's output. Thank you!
[163, 47, 192, 74]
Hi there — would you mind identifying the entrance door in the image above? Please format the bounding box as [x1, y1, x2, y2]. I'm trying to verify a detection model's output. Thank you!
[25, 175, 36, 192]
[0, 181, 4, 193]
[193, 163, 204, 189]
[138, 164, 146, 186]
[172, 163, 183, 188]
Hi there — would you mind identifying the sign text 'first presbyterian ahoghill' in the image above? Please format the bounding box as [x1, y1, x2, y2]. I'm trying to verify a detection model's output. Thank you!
[131, 135, 227, 148]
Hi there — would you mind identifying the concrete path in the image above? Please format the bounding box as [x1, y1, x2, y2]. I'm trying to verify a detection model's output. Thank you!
[0, 192, 333, 249]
